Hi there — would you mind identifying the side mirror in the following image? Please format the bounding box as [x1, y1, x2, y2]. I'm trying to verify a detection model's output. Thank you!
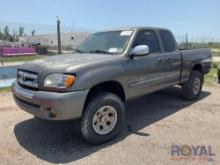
[131, 45, 150, 57]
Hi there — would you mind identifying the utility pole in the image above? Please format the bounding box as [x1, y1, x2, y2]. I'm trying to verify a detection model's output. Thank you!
[57, 16, 62, 54]
[185, 33, 188, 49]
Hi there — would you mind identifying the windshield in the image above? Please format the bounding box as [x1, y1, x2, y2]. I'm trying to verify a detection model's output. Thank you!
[75, 30, 133, 54]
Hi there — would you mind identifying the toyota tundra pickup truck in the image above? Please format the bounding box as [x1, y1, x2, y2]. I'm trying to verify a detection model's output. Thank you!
[12, 27, 212, 144]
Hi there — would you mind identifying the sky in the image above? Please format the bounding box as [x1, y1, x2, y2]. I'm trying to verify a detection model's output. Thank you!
[0, 0, 220, 41]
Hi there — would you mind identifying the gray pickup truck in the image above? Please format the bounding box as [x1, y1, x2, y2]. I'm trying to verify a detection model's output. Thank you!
[12, 27, 212, 144]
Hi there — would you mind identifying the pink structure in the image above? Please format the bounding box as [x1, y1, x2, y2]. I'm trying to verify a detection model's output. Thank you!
[0, 47, 37, 56]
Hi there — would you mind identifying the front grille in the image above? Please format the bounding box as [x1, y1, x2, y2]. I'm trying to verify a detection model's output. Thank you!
[17, 70, 38, 89]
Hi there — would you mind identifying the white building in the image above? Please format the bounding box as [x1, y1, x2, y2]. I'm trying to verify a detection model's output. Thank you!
[18, 32, 90, 48]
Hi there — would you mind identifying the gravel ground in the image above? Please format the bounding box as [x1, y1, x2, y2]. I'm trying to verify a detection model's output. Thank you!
[0, 86, 219, 165]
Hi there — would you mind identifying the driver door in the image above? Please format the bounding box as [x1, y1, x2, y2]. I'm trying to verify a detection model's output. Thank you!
[128, 30, 167, 98]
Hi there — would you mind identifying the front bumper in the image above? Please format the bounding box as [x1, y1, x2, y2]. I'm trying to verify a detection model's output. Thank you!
[12, 82, 89, 120]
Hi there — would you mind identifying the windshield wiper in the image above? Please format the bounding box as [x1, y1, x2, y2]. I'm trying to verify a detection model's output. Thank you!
[89, 50, 114, 54]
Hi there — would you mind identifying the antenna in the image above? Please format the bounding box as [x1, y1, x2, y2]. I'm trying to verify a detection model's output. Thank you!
[185, 33, 189, 49]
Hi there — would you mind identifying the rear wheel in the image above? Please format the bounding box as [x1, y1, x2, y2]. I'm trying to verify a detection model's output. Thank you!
[81, 92, 125, 145]
[182, 70, 203, 100]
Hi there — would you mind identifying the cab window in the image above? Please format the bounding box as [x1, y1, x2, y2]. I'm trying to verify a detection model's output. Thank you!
[132, 30, 161, 53]
[159, 30, 176, 52]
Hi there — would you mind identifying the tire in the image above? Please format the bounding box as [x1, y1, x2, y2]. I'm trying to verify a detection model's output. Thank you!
[182, 70, 203, 100]
[81, 92, 125, 145]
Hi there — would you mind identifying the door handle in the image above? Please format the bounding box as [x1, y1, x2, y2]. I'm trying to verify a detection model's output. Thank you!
[157, 58, 163, 63]
[166, 58, 171, 62]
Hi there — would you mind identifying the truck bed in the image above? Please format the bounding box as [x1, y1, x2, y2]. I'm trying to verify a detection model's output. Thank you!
[179, 48, 212, 83]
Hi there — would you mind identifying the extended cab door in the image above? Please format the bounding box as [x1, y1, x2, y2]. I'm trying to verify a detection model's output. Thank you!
[159, 30, 182, 85]
[128, 30, 167, 98]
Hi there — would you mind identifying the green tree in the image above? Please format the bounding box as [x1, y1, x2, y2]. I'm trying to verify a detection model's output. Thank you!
[18, 26, 25, 36]
[12, 30, 18, 42]
[0, 29, 4, 40]
[31, 30, 36, 36]
[3, 26, 10, 40]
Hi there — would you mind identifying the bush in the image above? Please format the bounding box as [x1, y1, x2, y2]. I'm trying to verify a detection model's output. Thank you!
[36, 46, 48, 55]
[212, 62, 219, 69]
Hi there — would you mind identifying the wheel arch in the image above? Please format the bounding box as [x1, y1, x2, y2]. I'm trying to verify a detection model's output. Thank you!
[192, 64, 203, 74]
[84, 81, 126, 107]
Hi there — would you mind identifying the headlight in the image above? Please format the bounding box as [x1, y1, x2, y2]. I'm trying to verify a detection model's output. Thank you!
[44, 74, 75, 89]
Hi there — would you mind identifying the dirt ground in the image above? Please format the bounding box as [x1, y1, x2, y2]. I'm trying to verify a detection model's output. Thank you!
[0, 86, 219, 165]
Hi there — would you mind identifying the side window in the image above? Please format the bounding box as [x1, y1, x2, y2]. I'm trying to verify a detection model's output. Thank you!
[133, 30, 160, 53]
[160, 30, 176, 52]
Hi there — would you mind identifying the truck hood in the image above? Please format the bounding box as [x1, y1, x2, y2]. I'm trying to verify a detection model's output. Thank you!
[19, 53, 119, 74]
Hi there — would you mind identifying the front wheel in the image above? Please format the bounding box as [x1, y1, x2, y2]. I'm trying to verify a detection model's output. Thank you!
[182, 70, 203, 100]
[81, 92, 125, 145]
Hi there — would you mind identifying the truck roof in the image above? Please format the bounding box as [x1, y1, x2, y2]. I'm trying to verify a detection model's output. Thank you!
[102, 26, 170, 32]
